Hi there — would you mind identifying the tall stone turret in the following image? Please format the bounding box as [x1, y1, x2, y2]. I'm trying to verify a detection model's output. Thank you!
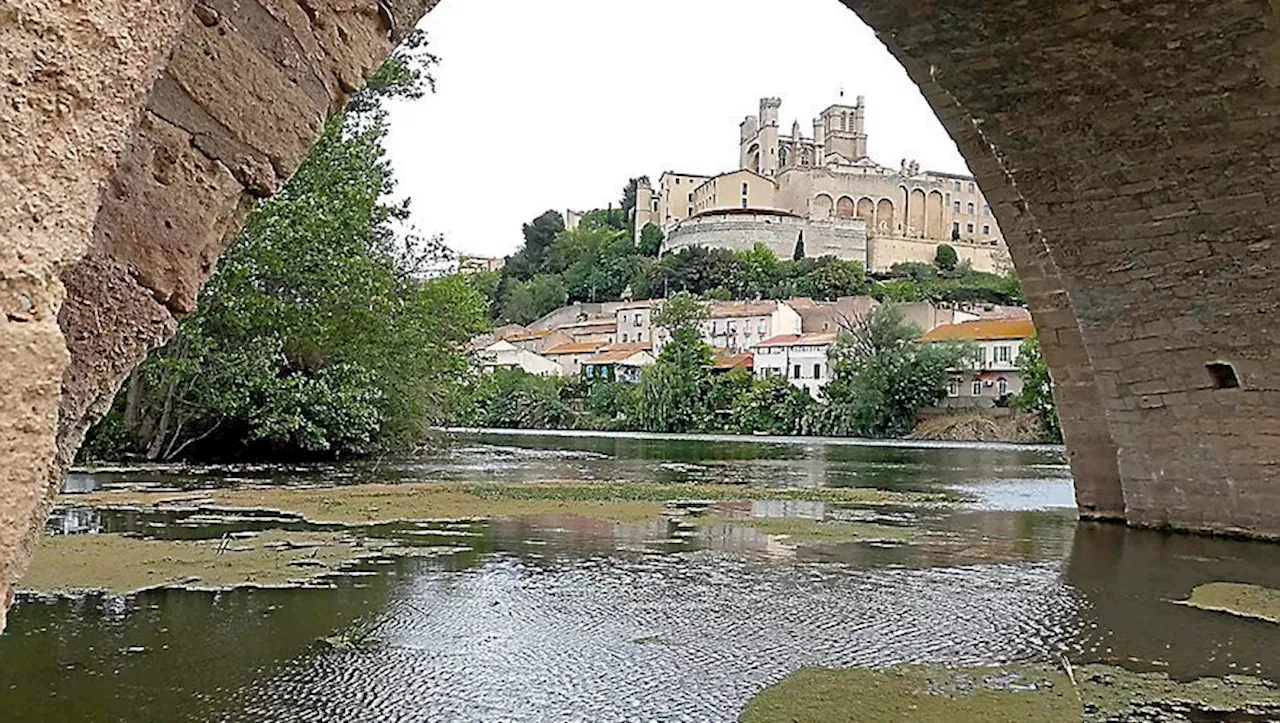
[739, 114, 760, 171]
[759, 97, 782, 177]
[820, 96, 869, 162]
[813, 116, 826, 164]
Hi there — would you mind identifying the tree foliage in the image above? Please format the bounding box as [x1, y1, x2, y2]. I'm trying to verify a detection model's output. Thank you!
[934, 244, 959, 272]
[1014, 335, 1062, 442]
[82, 33, 488, 462]
[636, 293, 714, 432]
[818, 307, 970, 438]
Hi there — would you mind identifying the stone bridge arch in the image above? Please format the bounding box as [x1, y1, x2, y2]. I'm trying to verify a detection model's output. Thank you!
[1, 0, 1276, 628]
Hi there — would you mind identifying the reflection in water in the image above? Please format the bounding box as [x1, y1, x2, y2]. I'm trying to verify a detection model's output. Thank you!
[1, 431, 1276, 721]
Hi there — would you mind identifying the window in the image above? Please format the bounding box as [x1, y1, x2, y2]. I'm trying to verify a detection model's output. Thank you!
[712, 322, 718, 334]
[975, 346, 987, 365]
[813, 363, 822, 379]
[968, 183, 976, 193]
[953, 201, 961, 213]
[688, 193, 693, 202]
[742, 198, 748, 209]
[676, 178, 681, 185]
[984, 204, 991, 217]
[967, 202, 975, 215]
[634, 315, 642, 327]
[983, 225, 991, 235]
[972, 380, 983, 396]
[952, 222, 961, 236]
[793, 364, 802, 379]
[952, 180, 960, 191]
[947, 380, 959, 397]
[621, 334, 628, 343]
[758, 320, 767, 333]
[998, 346, 1011, 363]
[997, 377, 1009, 396]
[967, 223, 975, 233]
[742, 182, 749, 194]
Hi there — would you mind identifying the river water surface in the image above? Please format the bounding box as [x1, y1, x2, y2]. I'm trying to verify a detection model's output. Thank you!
[2, 431, 1278, 722]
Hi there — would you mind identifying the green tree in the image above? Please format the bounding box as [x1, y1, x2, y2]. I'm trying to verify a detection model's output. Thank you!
[638, 223, 663, 257]
[1014, 335, 1062, 442]
[621, 176, 648, 226]
[499, 274, 569, 325]
[636, 293, 714, 432]
[504, 211, 566, 281]
[819, 307, 970, 438]
[85, 35, 488, 461]
[463, 369, 575, 429]
[935, 244, 959, 272]
[731, 375, 814, 435]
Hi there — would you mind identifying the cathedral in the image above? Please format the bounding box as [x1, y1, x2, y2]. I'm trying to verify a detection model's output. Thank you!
[634, 97, 1010, 274]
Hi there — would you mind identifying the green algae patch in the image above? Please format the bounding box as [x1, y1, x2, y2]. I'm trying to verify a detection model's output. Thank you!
[740, 664, 1280, 723]
[68, 482, 947, 527]
[1075, 664, 1280, 720]
[701, 516, 918, 544]
[741, 665, 1080, 722]
[1171, 582, 1280, 624]
[20, 530, 383, 594]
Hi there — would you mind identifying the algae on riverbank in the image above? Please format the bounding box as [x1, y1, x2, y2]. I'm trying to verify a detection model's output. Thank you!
[20, 530, 388, 594]
[741, 663, 1280, 723]
[68, 482, 948, 527]
[699, 516, 918, 544]
[742, 665, 1080, 722]
[1172, 582, 1280, 625]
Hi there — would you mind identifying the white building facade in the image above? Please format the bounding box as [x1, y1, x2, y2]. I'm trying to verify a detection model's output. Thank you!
[751, 333, 838, 399]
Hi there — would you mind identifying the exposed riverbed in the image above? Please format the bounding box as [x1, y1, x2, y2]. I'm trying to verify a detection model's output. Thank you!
[2, 431, 1277, 721]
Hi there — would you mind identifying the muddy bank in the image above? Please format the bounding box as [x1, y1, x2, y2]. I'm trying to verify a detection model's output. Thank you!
[742, 663, 1280, 722]
[911, 412, 1047, 444]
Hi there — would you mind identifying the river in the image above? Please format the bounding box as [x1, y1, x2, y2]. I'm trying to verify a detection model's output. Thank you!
[1, 430, 1277, 722]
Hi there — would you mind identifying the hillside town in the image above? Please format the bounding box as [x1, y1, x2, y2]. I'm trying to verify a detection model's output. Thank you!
[473, 296, 1032, 410]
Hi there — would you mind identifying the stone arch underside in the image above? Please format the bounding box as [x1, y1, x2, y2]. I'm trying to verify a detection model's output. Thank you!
[1, 0, 1277, 632]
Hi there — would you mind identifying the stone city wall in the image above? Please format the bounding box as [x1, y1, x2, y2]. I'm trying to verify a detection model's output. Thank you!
[663, 212, 868, 264]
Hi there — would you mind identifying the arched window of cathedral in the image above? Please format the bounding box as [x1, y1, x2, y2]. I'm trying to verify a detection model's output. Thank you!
[836, 196, 856, 218]
[779, 146, 790, 167]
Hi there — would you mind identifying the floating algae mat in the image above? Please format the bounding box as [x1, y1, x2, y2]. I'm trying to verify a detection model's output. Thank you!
[740, 664, 1280, 723]
[1172, 582, 1280, 625]
[19, 529, 461, 594]
[67, 481, 950, 526]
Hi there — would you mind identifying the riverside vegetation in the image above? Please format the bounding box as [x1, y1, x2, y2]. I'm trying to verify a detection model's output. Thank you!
[79, 36, 1055, 465]
[459, 295, 1061, 442]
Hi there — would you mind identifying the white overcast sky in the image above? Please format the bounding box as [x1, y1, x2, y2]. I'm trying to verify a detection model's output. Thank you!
[383, 0, 971, 259]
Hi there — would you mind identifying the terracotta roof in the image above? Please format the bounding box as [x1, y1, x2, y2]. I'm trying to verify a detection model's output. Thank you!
[557, 320, 617, 331]
[713, 351, 754, 370]
[501, 329, 553, 343]
[707, 300, 780, 319]
[585, 348, 654, 366]
[754, 333, 838, 348]
[919, 318, 1036, 342]
[543, 341, 609, 356]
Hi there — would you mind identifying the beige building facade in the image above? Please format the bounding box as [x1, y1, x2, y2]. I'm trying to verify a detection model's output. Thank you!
[634, 97, 1011, 274]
